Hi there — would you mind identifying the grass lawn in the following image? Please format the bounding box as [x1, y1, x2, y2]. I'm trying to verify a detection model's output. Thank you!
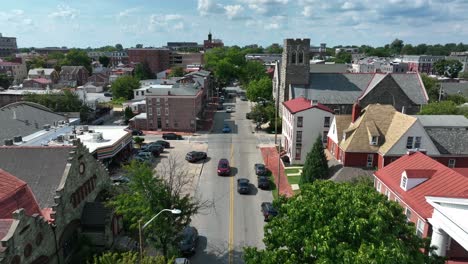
[284, 168, 300, 174]
[287, 175, 301, 185]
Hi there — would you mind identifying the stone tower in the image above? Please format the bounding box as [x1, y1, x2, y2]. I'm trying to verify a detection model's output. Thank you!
[277, 38, 310, 109]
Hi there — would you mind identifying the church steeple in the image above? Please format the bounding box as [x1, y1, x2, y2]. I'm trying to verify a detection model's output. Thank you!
[208, 31, 212, 42]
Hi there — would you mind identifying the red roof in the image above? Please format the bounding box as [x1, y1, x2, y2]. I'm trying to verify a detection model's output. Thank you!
[375, 152, 468, 219]
[405, 169, 436, 179]
[0, 169, 42, 219]
[33, 78, 52, 84]
[282, 97, 334, 114]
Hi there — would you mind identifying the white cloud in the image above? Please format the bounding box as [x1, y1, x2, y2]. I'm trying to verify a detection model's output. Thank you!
[148, 14, 184, 31]
[264, 23, 280, 30]
[117, 7, 140, 19]
[224, 5, 244, 20]
[198, 0, 224, 16]
[49, 4, 79, 19]
[302, 6, 313, 17]
[238, 0, 289, 15]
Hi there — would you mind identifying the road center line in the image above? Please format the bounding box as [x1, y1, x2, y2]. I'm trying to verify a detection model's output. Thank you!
[229, 143, 234, 264]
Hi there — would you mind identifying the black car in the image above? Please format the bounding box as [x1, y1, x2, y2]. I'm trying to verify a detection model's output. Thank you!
[141, 144, 163, 155]
[155, 140, 170, 148]
[257, 176, 270, 189]
[104, 92, 112, 97]
[132, 129, 143, 136]
[254, 163, 267, 176]
[178, 226, 198, 255]
[163, 133, 183, 140]
[185, 151, 207, 163]
[237, 178, 250, 194]
[261, 202, 278, 222]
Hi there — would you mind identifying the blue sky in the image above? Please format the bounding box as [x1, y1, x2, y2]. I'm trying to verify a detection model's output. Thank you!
[1, 0, 468, 49]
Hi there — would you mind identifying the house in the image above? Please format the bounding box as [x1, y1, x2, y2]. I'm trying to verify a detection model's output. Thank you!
[0, 61, 27, 85]
[282, 97, 334, 164]
[22, 78, 52, 89]
[27, 68, 60, 84]
[87, 73, 109, 87]
[59, 66, 89, 87]
[374, 152, 468, 261]
[0, 141, 121, 264]
[401, 55, 445, 74]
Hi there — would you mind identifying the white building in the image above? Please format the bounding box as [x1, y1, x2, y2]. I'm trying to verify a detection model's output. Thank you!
[282, 97, 334, 164]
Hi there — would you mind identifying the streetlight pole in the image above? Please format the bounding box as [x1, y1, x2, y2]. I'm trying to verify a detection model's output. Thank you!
[139, 208, 182, 263]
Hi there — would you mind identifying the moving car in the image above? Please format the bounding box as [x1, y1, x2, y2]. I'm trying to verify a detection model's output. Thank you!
[254, 163, 267, 176]
[131, 129, 143, 136]
[226, 106, 234, 113]
[178, 226, 198, 255]
[237, 178, 250, 194]
[155, 140, 170, 148]
[217, 159, 230, 176]
[261, 202, 278, 222]
[185, 151, 207, 163]
[257, 176, 270, 190]
[222, 124, 231, 133]
[162, 133, 183, 140]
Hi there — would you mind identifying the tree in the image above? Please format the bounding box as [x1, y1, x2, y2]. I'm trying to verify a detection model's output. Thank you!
[134, 60, 155, 80]
[264, 44, 283, 54]
[300, 136, 329, 184]
[390, 38, 404, 54]
[239, 61, 267, 86]
[421, 74, 440, 102]
[246, 77, 272, 102]
[24, 90, 84, 112]
[446, 94, 466, 105]
[61, 49, 92, 73]
[334, 52, 352, 63]
[136, 44, 143, 48]
[98, 56, 111, 67]
[124, 106, 135, 123]
[92, 251, 171, 264]
[111, 75, 140, 100]
[401, 44, 417, 55]
[115, 43, 123, 51]
[434, 59, 463, 78]
[419, 101, 459, 115]
[80, 105, 94, 124]
[0, 74, 13, 89]
[244, 181, 445, 264]
[133, 136, 144, 147]
[108, 157, 210, 258]
[168, 66, 184, 77]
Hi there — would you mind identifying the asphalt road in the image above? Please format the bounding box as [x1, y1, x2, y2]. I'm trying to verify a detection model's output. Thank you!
[190, 97, 273, 264]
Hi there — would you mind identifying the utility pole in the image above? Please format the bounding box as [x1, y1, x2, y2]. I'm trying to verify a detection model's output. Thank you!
[277, 140, 281, 197]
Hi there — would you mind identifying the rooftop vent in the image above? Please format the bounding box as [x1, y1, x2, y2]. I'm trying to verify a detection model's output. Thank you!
[4, 139, 13, 146]
[43, 124, 51, 131]
[92, 132, 103, 142]
[82, 125, 89, 131]
[13, 136, 22, 143]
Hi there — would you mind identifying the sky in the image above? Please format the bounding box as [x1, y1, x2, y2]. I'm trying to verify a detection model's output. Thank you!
[1, 0, 468, 49]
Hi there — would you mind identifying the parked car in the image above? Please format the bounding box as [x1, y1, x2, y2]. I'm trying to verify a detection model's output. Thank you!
[175, 258, 191, 264]
[226, 106, 234, 113]
[222, 124, 231, 133]
[163, 133, 183, 140]
[257, 176, 270, 189]
[155, 140, 170, 148]
[246, 112, 252, 119]
[137, 151, 157, 159]
[254, 163, 267, 176]
[178, 226, 198, 255]
[237, 178, 250, 194]
[131, 129, 143, 136]
[134, 152, 153, 163]
[185, 151, 207, 163]
[110, 175, 130, 185]
[140, 144, 162, 156]
[104, 92, 112, 97]
[261, 202, 278, 222]
[217, 159, 230, 176]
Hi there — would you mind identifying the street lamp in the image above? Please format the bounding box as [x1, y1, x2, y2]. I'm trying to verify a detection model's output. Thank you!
[139, 208, 182, 261]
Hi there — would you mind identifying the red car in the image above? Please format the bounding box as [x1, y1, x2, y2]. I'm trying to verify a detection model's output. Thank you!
[217, 159, 230, 176]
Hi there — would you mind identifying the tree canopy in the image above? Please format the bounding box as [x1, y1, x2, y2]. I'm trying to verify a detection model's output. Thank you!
[434, 59, 463, 78]
[0, 74, 13, 89]
[61, 49, 92, 73]
[115, 43, 123, 51]
[246, 77, 272, 102]
[239, 60, 268, 85]
[168, 66, 184, 77]
[421, 74, 440, 102]
[98, 56, 110, 67]
[333, 52, 352, 63]
[244, 180, 445, 264]
[111, 75, 140, 100]
[134, 60, 155, 80]
[300, 136, 329, 184]
[419, 101, 460, 115]
[92, 251, 171, 264]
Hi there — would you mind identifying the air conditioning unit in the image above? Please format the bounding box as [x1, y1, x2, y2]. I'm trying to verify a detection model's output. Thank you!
[92, 132, 103, 142]
[43, 124, 51, 131]
[68, 134, 76, 140]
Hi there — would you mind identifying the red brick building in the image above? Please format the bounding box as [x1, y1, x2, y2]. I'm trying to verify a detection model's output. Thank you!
[127, 48, 170, 74]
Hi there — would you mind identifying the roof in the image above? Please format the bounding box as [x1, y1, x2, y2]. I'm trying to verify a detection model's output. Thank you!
[334, 115, 352, 144]
[282, 97, 334, 114]
[0, 169, 42, 218]
[60, 66, 87, 75]
[374, 152, 468, 219]
[28, 68, 56, 76]
[309, 64, 348, 73]
[30, 78, 52, 85]
[0, 146, 73, 208]
[340, 104, 417, 154]
[0, 101, 67, 144]
[440, 82, 468, 97]
[0, 219, 14, 249]
[424, 128, 468, 155]
[413, 115, 468, 127]
[81, 202, 111, 227]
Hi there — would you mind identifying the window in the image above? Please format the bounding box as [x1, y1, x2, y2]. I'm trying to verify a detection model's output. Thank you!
[406, 136, 414, 149]
[295, 144, 302, 160]
[401, 176, 408, 189]
[448, 159, 456, 168]
[156, 98, 160, 103]
[324, 117, 330, 128]
[334, 108, 340, 114]
[296, 131, 302, 143]
[367, 154, 374, 167]
[322, 131, 328, 143]
[165, 108, 169, 116]
[376, 181, 381, 192]
[157, 108, 161, 116]
[385, 189, 391, 200]
[395, 197, 400, 204]
[297, 116, 303, 127]
[165, 119, 169, 126]
[405, 208, 412, 221]
[416, 219, 425, 237]
[291, 51, 296, 64]
[298, 51, 304, 63]
[147, 107, 152, 114]
[414, 137, 422, 148]
[370, 136, 379, 145]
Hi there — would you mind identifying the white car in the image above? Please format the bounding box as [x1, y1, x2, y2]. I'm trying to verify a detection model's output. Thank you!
[226, 106, 234, 113]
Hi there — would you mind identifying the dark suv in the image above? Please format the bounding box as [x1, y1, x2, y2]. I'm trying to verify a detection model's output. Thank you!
[141, 144, 163, 155]
[162, 133, 182, 140]
[155, 140, 170, 148]
[257, 176, 270, 190]
[185, 151, 207, 163]
[261, 202, 278, 222]
[178, 226, 198, 255]
[254, 163, 267, 176]
[217, 159, 230, 176]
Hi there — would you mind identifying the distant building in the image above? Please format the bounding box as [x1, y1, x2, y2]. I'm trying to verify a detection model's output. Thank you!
[203, 32, 224, 50]
[87, 51, 129, 66]
[0, 60, 27, 85]
[310, 43, 327, 58]
[352, 58, 408, 73]
[335, 47, 359, 54]
[127, 48, 170, 74]
[0, 33, 17, 58]
[33, 47, 69, 55]
[59, 66, 89, 87]
[446, 54, 468, 73]
[165, 42, 203, 51]
[169, 52, 204, 68]
[245, 54, 282, 64]
[402, 55, 444, 75]
[27, 68, 60, 84]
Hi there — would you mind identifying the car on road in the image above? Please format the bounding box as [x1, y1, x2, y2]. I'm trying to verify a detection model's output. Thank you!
[261, 202, 278, 222]
[257, 176, 270, 190]
[131, 129, 143, 136]
[226, 106, 234, 113]
[155, 140, 170, 148]
[162, 133, 183, 140]
[103, 92, 112, 97]
[254, 163, 267, 176]
[237, 178, 250, 194]
[222, 124, 231, 133]
[110, 175, 130, 185]
[185, 151, 207, 163]
[217, 159, 230, 176]
[178, 226, 198, 255]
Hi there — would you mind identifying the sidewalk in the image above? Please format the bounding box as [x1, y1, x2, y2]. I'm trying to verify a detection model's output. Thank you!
[260, 146, 293, 197]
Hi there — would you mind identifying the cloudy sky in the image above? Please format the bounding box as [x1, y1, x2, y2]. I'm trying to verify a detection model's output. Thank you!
[1, 0, 467, 49]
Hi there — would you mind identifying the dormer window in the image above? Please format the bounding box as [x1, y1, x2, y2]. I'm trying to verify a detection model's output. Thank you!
[342, 132, 346, 141]
[370, 136, 379, 145]
[400, 175, 408, 190]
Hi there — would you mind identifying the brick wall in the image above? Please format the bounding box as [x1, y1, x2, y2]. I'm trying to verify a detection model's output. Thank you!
[128, 49, 170, 74]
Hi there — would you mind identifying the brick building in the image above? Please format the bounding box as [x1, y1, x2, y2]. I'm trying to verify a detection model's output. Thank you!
[203, 32, 224, 50]
[87, 51, 129, 67]
[0, 33, 17, 58]
[401, 55, 445, 75]
[59, 66, 89, 87]
[127, 48, 170, 74]
[0, 61, 27, 85]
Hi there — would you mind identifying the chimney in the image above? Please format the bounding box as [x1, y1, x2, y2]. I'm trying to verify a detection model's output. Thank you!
[351, 103, 361, 123]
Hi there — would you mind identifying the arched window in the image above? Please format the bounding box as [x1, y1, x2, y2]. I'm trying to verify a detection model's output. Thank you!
[291, 51, 296, 64]
[298, 51, 304, 64]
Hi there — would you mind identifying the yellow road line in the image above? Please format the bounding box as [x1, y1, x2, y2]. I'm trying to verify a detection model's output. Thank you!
[229, 143, 234, 264]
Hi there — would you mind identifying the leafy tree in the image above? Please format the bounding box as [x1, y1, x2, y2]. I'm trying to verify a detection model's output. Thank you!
[390, 38, 404, 54]
[133, 136, 145, 147]
[264, 44, 283, 54]
[61, 49, 92, 73]
[300, 136, 329, 184]
[214, 58, 238, 87]
[244, 181, 445, 264]
[48, 52, 66, 61]
[334, 51, 352, 63]
[115, 43, 123, 51]
[246, 77, 272, 102]
[95, 46, 117, 52]
[80, 105, 94, 124]
[0, 74, 13, 89]
[98, 56, 111, 67]
[134, 60, 155, 80]
[26, 57, 46, 70]
[136, 44, 143, 48]
[111, 75, 140, 100]
[419, 101, 459, 115]
[91, 251, 171, 264]
[421, 74, 440, 102]
[24, 90, 84, 112]
[108, 158, 208, 258]
[240, 61, 267, 86]
[124, 106, 135, 123]
[401, 44, 417, 55]
[434, 59, 463, 78]
[446, 94, 466, 105]
[168, 66, 184, 77]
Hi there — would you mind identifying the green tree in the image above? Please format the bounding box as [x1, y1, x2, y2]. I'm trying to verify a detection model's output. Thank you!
[434, 59, 463, 78]
[133, 136, 145, 147]
[24, 90, 84, 112]
[264, 44, 283, 54]
[334, 52, 352, 63]
[91, 251, 171, 264]
[421, 74, 440, 102]
[401, 44, 417, 55]
[98, 56, 111, 67]
[111, 75, 140, 100]
[48, 52, 66, 61]
[61, 49, 92, 73]
[124, 106, 135, 123]
[134, 60, 155, 80]
[446, 94, 466, 105]
[0, 74, 13, 89]
[168, 66, 184, 77]
[390, 38, 404, 54]
[300, 136, 329, 184]
[419, 101, 459, 115]
[244, 181, 445, 264]
[214, 58, 238, 87]
[79, 105, 93, 124]
[115, 43, 123, 51]
[26, 57, 46, 70]
[239, 61, 267, 86]
[136, 44, 143, 48]
[246, 77, 272, 102]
